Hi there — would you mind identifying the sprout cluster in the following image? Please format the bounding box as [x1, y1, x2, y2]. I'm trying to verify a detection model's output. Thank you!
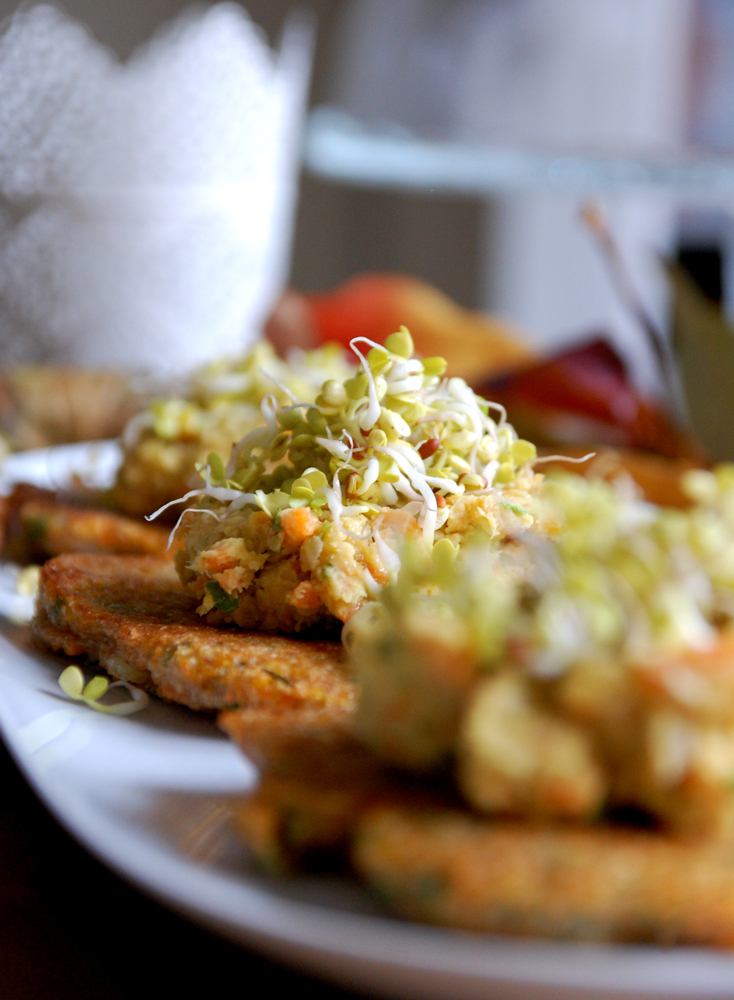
[166, 329, 538, 547]
[353, 466, 734, 677]
[125, 342, 353, 447]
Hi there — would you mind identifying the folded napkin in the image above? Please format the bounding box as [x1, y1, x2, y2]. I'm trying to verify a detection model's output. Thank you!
[0, 3, 313, 373]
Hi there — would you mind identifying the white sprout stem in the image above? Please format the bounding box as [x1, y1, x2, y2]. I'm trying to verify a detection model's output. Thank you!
[258, 368, 303, 405]
[386, 375, 423, 395]
[484, 400, 508, 427]
[443, 398, 484, 443]
[385, 360, 417, 382]
[319, 477, 372, 541]
[380, 482, 398, 504]
[469, 444, 480, 474]
[349, 335, 385, 354]
[393, 473, 424, 503]
[258, 392, 289, 431]
[435, 504, 450, 529]
[372, 442, 442, 541]
[121, 410, 155, 448]
[372, 517, 402, 581]
[357, 457, 379, 495]
[416, 409, 469, 428]
[320, 483, 344, 535]
[376, 443, 425, 477]
[533, 452, 596, 466]
[146, 481, 247, 522]
[400, 500, 423, 514]
[166, 507, 221, 549]
[343, 505, 372, 518]
[412, 474, 438, 546]
[483, 460, 500, 485]
[349, 340, 382, 431]
[226, 419, 281, 477]
[105, 681, 150, 715]
[225, 492, 261, 514]
[388, 440, 425, 473]
[423, 476, 462, 493]
[315, 436, 351, 459]
[361, 566, 382, 597]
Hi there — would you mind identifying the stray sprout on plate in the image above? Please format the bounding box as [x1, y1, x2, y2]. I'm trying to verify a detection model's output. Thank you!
[162, 328, 546, 632]
[0, 563, 42, 624]
[58, 665, 149, 715]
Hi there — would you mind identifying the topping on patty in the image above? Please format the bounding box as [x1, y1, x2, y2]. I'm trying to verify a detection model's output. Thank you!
[166, 329, 545, 631]
[347, 466, 734, 837]
[113, 341, 354, 520]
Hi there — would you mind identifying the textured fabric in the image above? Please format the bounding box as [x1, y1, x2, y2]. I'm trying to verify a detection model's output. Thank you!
[0, 4, 312, 372]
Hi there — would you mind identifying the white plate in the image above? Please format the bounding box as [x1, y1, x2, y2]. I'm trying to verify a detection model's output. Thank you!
[1, 442, 734, 1000]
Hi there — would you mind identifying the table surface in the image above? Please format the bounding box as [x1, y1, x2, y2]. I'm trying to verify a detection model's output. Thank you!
[0, 737, 360, 1000]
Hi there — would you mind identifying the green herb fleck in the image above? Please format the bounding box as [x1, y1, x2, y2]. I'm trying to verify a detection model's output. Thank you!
[262, 668, 294, 686]
[500, 500, 528, 517]
[26, 517, 48, 543]
[205, 580, 239, 614]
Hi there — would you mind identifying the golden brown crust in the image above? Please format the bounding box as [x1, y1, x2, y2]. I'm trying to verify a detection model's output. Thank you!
[219, 703, 362, 779]
[31, 553, 354, 712]
[353, 806, 734, 946]
[223, 701, 456, 873]
[1, 484, 170, 563]
[223, 702, 372, 871]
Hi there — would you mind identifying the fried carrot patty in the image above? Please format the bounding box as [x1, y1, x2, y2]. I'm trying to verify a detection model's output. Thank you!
[0, 484, 170, 563]
[353, 806, 734, 946]
[31, 553, 353, 712]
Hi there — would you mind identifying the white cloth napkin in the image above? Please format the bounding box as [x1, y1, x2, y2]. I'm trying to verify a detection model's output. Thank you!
[0, 3, 313, 374]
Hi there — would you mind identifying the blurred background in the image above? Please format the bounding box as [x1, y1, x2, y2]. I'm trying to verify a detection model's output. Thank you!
[1, 0, 734, 450]
[0, 3, 731, 341]
[1, 0, 731, 366]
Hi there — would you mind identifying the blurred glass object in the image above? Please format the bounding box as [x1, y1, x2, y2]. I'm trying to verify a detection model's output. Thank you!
[322, 0, 695, 396]
[0, 4, 313, 375]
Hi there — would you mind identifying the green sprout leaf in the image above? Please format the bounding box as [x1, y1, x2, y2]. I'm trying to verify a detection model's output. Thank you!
[58, 665, 148, 716]
[205, 580, 239, 614]
[207, 451, 228, 485]
[59, 665, 84, 699]
[83, 676, 109, 701]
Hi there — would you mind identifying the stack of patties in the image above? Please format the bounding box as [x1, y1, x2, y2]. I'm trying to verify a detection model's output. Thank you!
[228, 464, 734, 947]
[32, 327, 734, 948]
[33, 329, 542, 713]
[30, 341, 363, 713]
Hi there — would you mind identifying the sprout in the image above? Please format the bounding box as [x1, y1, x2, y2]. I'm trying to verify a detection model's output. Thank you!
[385, 327, 414, 359]
[58, 666, 149, 716]
[164, 328, 540, 557]
[321, 379, 347, 407]
[16, 564, 41, 598]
